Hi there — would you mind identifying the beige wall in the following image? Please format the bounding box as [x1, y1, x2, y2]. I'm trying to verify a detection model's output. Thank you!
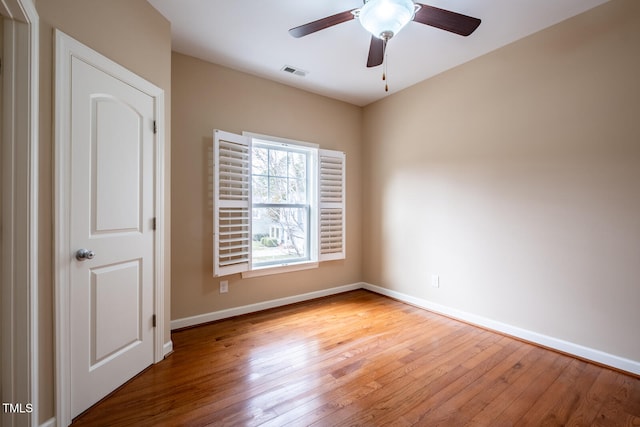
[35, 0, 171, 421]
[363, 0, 640, 362]
[0, 19, 2, 201]
[0, 18, 2, 142]
[0, 17, 3, 405]
[171, 52, 362, 320]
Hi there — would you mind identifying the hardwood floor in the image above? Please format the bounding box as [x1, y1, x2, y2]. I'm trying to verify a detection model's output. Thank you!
[72, 290, 640, 426]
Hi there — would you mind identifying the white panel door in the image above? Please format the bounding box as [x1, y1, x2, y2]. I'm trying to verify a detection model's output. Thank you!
[69, 56, 155, 418]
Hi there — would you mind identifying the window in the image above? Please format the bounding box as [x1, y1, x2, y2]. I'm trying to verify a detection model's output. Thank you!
[251, 140, 313, 267]
[213, 130, 345, 277]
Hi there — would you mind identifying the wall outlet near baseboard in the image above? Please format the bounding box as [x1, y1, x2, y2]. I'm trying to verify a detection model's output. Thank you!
[431, 275, 440, 288]
[220, 280, 228, 293]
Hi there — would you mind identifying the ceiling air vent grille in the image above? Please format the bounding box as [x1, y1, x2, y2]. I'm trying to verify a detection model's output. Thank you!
[281, 65, 307, 77]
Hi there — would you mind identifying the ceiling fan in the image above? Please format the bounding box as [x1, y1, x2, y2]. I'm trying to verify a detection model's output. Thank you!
[289, 0, 481, 69]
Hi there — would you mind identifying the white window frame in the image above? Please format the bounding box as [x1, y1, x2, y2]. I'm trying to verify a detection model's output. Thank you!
[213, 130, 345, 278]
[250, 137, 316, 268]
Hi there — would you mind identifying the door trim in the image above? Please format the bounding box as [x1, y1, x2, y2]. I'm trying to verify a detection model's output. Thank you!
[54, 30, 166, 426]
[0, 1, 39, 426]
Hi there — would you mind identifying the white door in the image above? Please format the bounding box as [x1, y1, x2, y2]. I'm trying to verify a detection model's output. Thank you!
[67, 51, 156, 418]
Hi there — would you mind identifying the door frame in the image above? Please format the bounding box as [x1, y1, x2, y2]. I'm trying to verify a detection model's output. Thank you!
[54, 30, 166, 426]
[0, 1, 39, 426]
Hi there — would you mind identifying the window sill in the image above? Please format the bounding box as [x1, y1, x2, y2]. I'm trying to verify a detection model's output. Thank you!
[241, 261, 319, 278]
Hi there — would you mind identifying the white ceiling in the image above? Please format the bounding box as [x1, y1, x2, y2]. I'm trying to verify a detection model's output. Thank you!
[148, 0, 609, 106]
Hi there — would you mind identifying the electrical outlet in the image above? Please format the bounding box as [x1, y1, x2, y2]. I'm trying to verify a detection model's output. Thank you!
[219, 280, 228, 293]
[431, 275, 440, 288]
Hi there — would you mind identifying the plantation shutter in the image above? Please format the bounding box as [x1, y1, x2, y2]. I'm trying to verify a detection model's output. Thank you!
[213, 130, 252, 276]
[318, 149, 346, 261]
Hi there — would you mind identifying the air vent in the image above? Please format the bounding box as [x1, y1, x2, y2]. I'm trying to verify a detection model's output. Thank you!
[281, 65, 307, 77]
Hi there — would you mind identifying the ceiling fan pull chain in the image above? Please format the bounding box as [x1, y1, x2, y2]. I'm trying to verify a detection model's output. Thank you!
[382, 38, 389, 92]
[384, 47, 389, 92]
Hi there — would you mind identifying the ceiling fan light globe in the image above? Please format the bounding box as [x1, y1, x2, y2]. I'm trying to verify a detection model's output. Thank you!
[359, 0, 416, 39]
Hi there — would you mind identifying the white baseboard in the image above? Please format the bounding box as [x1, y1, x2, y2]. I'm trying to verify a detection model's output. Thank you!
[40, 417, 56, 427]
[362, 282, 640, 376]
[163, 340, 174, 357]
[170, 282, 363, 330]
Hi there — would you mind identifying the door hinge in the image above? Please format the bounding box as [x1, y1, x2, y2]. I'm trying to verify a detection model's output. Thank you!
[152, 217, 156, 230]
[153, 120, 157, 134]
[152, 314, 156, 328]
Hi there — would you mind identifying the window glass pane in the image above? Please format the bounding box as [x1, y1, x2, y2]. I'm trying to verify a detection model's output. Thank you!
[268, 177, 288, 203]
[289, 179, 306, 204]
[269, 149, 287, 177]
[252, 147, 269, 176]
[252, 207, 308, 265]
[252, 176, 268, 204]
[288, 152, 307, 179]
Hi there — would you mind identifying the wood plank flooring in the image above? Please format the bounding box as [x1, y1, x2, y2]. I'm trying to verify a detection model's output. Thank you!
[71, 290, 640, 426]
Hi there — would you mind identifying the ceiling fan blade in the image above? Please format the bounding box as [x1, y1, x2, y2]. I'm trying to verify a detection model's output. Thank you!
[367, 36, 385, 68]
[289, 10, 356, 38]
[413, 4, 481, 36]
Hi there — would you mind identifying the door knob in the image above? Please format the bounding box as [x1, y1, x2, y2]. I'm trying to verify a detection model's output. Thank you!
[76, 248, 96, 261]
